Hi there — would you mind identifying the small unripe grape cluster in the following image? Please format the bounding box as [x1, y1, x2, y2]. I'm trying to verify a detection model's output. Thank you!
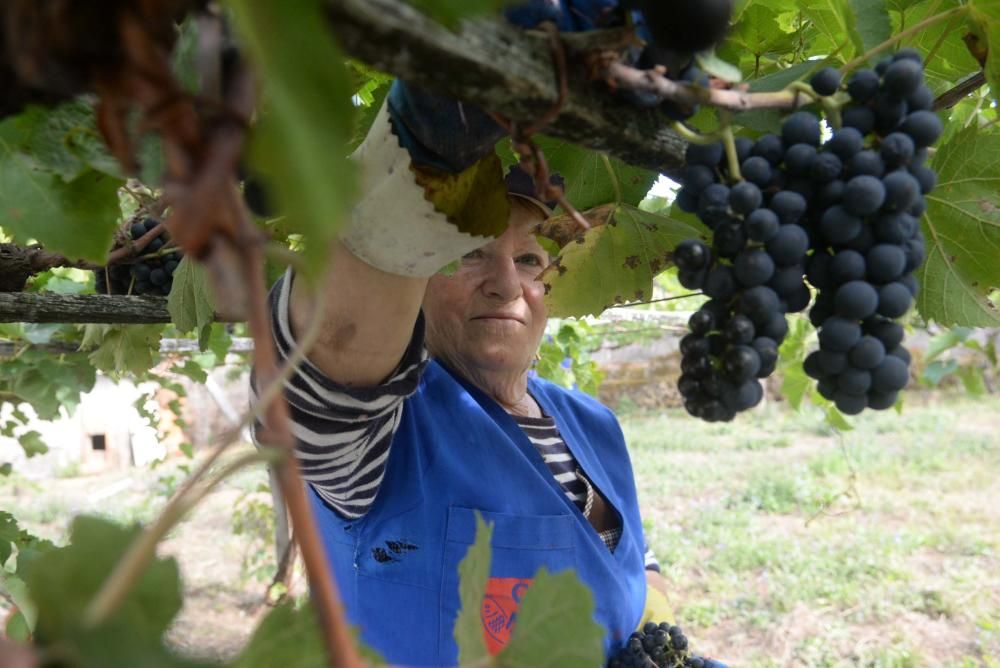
[672, 49, 937, 420]
[94, 217, 184, 297]
[607, 621, 709, 668]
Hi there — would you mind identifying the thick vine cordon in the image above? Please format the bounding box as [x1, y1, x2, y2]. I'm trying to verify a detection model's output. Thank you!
[673, 50, 937, 421]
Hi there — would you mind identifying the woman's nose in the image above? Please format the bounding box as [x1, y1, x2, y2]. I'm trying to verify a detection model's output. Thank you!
[481, 255, 523, 301]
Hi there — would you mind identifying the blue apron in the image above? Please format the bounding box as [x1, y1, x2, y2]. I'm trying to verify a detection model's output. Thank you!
[309, 361, 646, 666]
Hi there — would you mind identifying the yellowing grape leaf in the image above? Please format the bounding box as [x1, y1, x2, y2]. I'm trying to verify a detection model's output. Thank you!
[541, 204, 705, 318]
[412, 151, 510, 239]
[918, 127, 1000, 326]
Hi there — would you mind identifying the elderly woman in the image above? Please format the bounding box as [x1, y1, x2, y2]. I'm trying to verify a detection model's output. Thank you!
[254, 82, 674, 665]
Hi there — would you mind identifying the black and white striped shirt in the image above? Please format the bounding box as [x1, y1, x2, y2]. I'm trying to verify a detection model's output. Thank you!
[252, 272, 659, 570]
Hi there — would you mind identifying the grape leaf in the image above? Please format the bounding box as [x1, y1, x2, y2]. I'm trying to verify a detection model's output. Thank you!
[1, 100, 121, 181]
[849, 0, 892, 54]
[533, 136, 658, 211]
[0, 148, 123, 262]
[541, 204, 706, 318]
[969, 0, 1000, 101]
[909, 0, 982, 93]
[412, 151, 511, 239]
[918, 127, 1000, 326]
[494, 567, 605, 668]
[81, 324, 163, 376]
[727, 5, 799, 59]
[167, 257, 216, 340]
[454, 512, 494, 665]
[17, 431, 48, 458]
[802, 0, 865, 57]
[21, 516, 183, 646]
[229, 0, 356, 275]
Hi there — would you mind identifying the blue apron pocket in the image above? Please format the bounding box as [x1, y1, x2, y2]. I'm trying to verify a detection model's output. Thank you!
[438, 506, 577, 661]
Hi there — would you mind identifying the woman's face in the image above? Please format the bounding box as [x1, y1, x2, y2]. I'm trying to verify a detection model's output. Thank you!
[423, 201, 549, 379]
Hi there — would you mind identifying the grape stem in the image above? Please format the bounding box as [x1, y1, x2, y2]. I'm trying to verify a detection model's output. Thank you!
[600, 153, 623, 204]
[840, 6, 968, 75]
[670, 121, 722, 146]
[719, 115, 742, 183]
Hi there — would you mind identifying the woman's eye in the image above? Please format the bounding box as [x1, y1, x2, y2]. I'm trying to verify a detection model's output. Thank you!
[518, 254, 545, 266]
[462, 249, 484, 261]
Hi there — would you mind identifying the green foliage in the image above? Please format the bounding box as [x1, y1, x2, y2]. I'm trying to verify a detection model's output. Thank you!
[495, 568, 605, 668]
[968, 0, 1000, 101]
[230, 485, 277, 583]
[919, 128, 1000, 326]
[920, 326, 997, 392]
[167, 257, 217, 344]
[541, 205, 704, 318]
[228, 0, 357, 276]
[454, 511, 493, 665]
[534, 136, 658, 211]
[0, 347, 97, 420]
[535, 321, 605, 397]
[80, 324, 163, 377]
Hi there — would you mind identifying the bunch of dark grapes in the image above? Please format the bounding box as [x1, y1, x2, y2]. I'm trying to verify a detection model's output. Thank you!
[672, 49, 937, 420]
[94, 217, 184, 297]
[608, 621, 711, 668]
[672, 135, 810, 422]
[799, 52, 935, 414]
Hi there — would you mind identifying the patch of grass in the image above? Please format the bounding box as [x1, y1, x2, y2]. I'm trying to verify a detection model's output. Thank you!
[628, 396, 1000, 666]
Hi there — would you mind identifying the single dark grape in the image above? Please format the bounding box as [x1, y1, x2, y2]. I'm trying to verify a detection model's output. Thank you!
[880, 132, 916, 169]
[849, 335, 887, 370]
[846, 69, 880, 103]
[883, 59, 924, 98]
[704, 265, 737, 300]
[877, 282, 913, 317]
[875, 56, 894, 76]
[901, 273, 919, 296]
[817, 377, 838, 401]
[819, 316, 862, 353]
[686, 141, 725, 167]
[900, 110, 943, 148]
[682, 165, 717, 196]
[729, 181, 763, 215]
[820, 205, 862, 245]
[149, 268, 168, 287]
[741, 156, 772, 187]
[804, 351, 827, 380]
[784, 143, 817, 177]
[867, 390, 899, 410]
[834, 390, 867, 415]
[143, 217, 160, 233]
[130, 222, 147, 239]
[889, 345, 912, 364]
[744, 208, 780, 242]
[835, 280, 879, 319]
[681, 354, 712, 379]
[909, 196, 927, 217]
[818, 350, 848, 376]
[752, 134, 785, 165]
[782, 111, 821, 147]
[688, 309, 715, 336]
[766, 224, 809, 266]
[874, 212, 916, 244]
[848, 150, 886, 178]
[866, 318, 905, 350]
[739, 285, 780, 323]
[722, 379, 764, 411]
[769, 191, 808, 225]
[810, 152, 843, 184]
[893, 48, 923, 63]
[757, 311, 789, 343]
[698, 183, 732, 227]
[872, 355, 910, 393]
[904, 237, 926, 273]
[674, 239, 711, 272]
[838, 367, 873, 395]
[734, 249, 775, 287]
[844, 224, 876, 254]
[714, 222, 746, 259]
[147, 237, 165, 253]
[131, 263, 151, 281]
[676, 188, 698, 213]
[723, 345, 761, 383]
[164, 260, 179, 275]
[910, 165, 937, 194]
[866, 244, 907, 283]
[810, 67, 842, 96]
[735, 137, 754, 164]
[725, 314, 756, 344]
[769, 264, 805, 297]
[752, 337, 778, 373]
[882, 171, 921, 212]
[843, 175, 886, 217]
[826, 127, 865, 161]
[707, 333, 727, 356]
[842, 105, 876, 135]
[906, 85, 933, 112]
[810, 293, 835, 327]
[678, 268, 708, 290]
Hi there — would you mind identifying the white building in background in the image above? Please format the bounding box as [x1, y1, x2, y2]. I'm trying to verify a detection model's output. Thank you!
[0, 376, 165, 479]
